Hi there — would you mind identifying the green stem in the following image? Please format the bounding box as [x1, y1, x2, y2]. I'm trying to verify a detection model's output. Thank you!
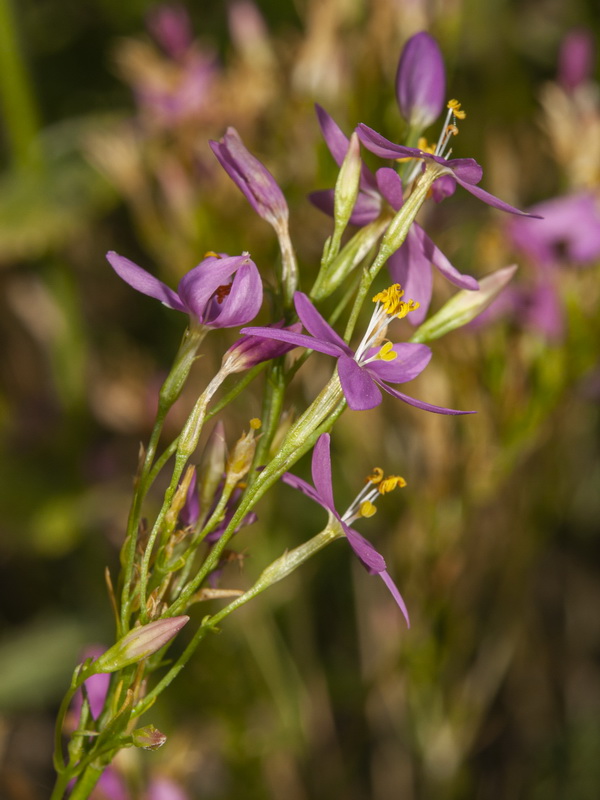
[0, 0, 42, 169]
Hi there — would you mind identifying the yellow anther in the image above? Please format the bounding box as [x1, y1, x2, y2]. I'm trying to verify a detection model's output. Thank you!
[373, 283, 404, 312]
[446, 123, 459, 137]
[250, 418, 262, 430]
[367, 467, 384, 484]
[372, 284, 419, 319]
[377, 341, 398, 362]
[359, 500, 377, 518]
[447, 99, 466, 119]
[377, 475, 407, 494]
[204, 250, 222, 259]
[417, 137, 436, 154]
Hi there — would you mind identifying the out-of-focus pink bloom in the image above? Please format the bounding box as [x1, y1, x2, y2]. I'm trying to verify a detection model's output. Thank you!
[507, 192, 600, 267]
[90, 767, 129, 800]
[147, 4, 194, 60]
[557, 28, 596, 91]
[146, 776, 189, 800]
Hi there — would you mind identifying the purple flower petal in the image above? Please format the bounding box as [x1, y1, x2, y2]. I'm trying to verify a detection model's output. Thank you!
[342, 520, 387, 573]
[239, 325, 344, 358]
[387, 229, 434, 323]
[315, 104, 377, 192]
[294, 292, 351, 354]
[204, 259, 263, 327]
[375, 168, 404, 210]
[310, 433, 336, 511]
[338, 354, 383, 410]
[379, 571, 410, 626]
[377, 381, 475, 415]
[281, 471, 328, 507]
[395, 32, 446, 129]
[415, 225, 479, 290]
[309, 188, 381, 226]
[364, 343, 432, 384]
[106, 251, 185, 311]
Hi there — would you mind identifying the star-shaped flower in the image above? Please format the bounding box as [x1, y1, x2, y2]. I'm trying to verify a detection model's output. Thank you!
[356, 123, 536, 217]
[242, 290, 472, 414]
[282, 433, 410, 624]
[309, 106, 478, 322]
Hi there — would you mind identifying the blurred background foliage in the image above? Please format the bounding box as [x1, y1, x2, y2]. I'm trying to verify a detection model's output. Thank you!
[1, 0, 599, 798]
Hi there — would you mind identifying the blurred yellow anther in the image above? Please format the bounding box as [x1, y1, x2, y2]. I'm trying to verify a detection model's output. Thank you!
[367, 467, 384, 484]
[250, 418, 262, 430]
[378, 475, 407, 494]
[377, 341, 398, 361]
[204, 251, 222, 259]
[447, 99, 467, 119]
[359, 500, 377, 518]
[446, 124, 459, 137]
[417, 137, 436, 154]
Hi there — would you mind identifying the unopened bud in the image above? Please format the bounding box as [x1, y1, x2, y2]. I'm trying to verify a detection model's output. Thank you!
[132, 724, 167, 750]
[410, 265, 518, 343]
[92, 616, 189, 673]
[333, 132, 362, 233]
[221, 322, 302, 374]
[225, 422, 259, 487]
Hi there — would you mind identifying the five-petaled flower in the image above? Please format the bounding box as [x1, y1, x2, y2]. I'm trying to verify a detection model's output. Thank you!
[242, 290, 473, 414]
[282, 433, 410, 625]
[356, 123, 537, 217]
[106, 250, 263, 329]
[309, 105, 479, 321]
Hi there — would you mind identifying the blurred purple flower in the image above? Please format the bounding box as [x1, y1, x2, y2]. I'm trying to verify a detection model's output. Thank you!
[282, 434, 410, 624]
[147, 4, 194, 60]
[558, 28, 596, 90]
[146, 777, 189, 800]
[106, 251, 263, 329]
[242, 291, 472, 414]
[396, 32, 446, 129]
[209, 128, 289, 230]
[309, 106, 478, 320]
[90, 767, 129, 800]
[357, 124, 535, 216]
[506, 192, 600, 267]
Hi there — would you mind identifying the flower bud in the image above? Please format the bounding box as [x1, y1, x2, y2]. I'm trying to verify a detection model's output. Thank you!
[410, 265, 518, 343]
[333, 132, 362, 233]
[132, 724, 168, 750]
[395, 32, 446, 129]
[92, 616, 190, 673]
[224, 420, 261, 488]
[221, 322, 302, 374]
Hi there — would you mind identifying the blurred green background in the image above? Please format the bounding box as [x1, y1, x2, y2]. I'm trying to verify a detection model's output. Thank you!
[1, 0, 599, 798]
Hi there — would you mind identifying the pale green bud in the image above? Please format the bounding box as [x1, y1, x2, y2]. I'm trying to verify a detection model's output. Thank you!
[410, 264, 518, 343]
[132, 724, 167, 750]
[92, 616, 189, 673]
[333, 132, 362, 233]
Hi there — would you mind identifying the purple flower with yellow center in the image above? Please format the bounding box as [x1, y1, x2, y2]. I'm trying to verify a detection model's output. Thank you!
[282, 433, 410, 625]
[242, 289, 472, 414]
[209, 127, 288, 230]
[309, 105, 478, 320]
[356, 116, 535, 217]
[106, 250, 262, 329]
[396, 32, 446, 129]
